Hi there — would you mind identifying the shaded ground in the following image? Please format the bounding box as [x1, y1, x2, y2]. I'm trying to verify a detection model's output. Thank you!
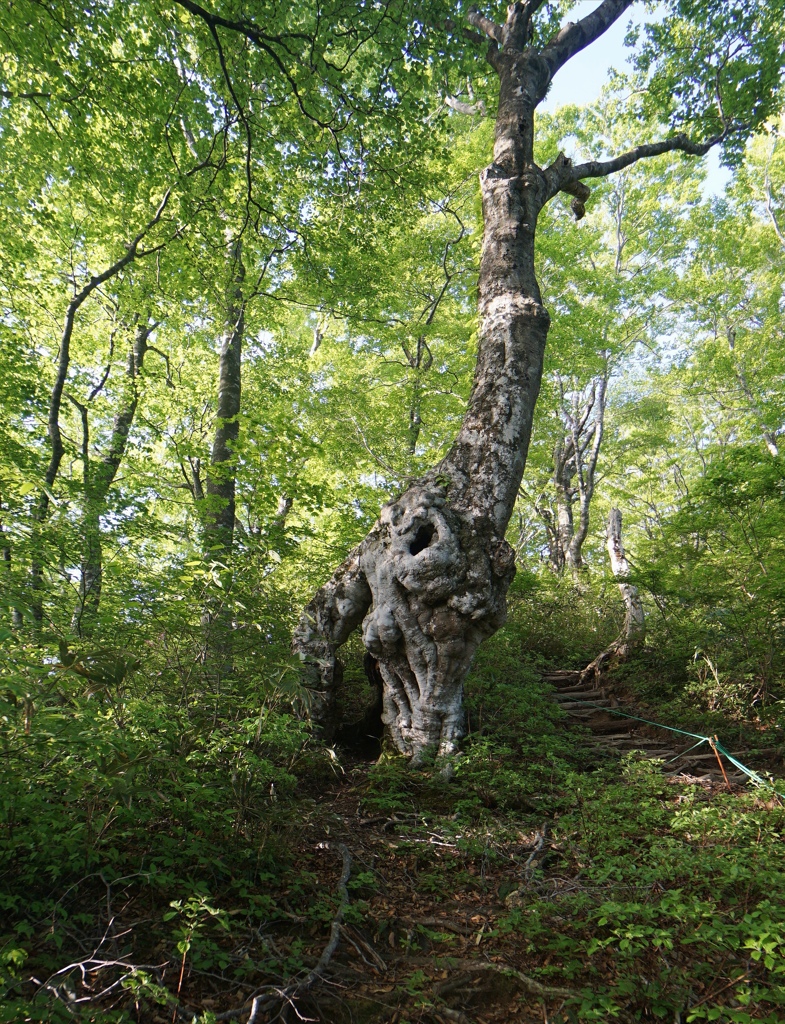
[6, 668, 785, 1024]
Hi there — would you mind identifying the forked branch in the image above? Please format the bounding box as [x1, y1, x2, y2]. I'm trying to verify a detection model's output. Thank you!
[502, 1, 547, 51]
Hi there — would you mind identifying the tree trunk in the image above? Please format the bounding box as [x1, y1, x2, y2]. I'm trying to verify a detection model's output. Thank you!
[0, 499, 24, 629]
[71, 320, 155, 636]
[579, 507, 645, 684]
[403, 336, 433, 456]
[293, 0, 671, 760]
[552, 438, 575, 571]
[605, 507, 645, 657]
[295, 37, 553, 763]
[201, 238, 245, 670]
[726, 326, 779, 457]
[568, 376, 606, 569]
[540, 372, 607, 575]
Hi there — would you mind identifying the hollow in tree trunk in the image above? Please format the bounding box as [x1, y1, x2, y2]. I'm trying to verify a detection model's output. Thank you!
[293, 0, 722, 762]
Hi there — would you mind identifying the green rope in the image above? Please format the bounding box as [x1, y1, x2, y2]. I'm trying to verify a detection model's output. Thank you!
[556, 693, 710, 740]
[664, 737, 708, 765]
[555, 692, 784, 799]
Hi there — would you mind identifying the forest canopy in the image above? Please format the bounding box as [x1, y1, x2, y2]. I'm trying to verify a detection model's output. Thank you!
[2, 1, 785, 1022]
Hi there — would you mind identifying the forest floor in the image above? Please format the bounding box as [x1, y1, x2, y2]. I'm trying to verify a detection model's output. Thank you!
[4, 662, 785, 1024]
[141, 670, 785, 1024]
[235, 672, 784, 1024]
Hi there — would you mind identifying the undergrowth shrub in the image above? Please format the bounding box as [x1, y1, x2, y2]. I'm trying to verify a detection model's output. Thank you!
[503, 567, 623, 667]
[501, 758, 785, 1022]
[0, 636, 337, 1021]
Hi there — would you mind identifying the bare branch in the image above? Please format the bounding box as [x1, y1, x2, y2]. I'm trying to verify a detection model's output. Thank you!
[34, 188, 171, 518]
[443, 18, 485, 47]
[541, 0, 633, 80]
[545, 130, 737, 218]
[567, 130, 731, 183]
[445, 95, 486, 115]
[467, 7, 504, 44]
[172, 0, 340, 131]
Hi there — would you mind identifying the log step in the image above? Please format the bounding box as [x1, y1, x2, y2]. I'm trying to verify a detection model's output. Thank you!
[551, 689, 606, 700]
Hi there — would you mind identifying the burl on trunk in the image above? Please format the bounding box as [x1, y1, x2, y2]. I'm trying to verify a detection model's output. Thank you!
[294, 0, 705, 762]
[294, 4, 560, 764]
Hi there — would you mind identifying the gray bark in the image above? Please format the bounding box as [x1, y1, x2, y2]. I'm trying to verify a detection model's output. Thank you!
[606, 507, 645, 656]
[579, 507, 645, 684]
[200, 238, 245, 670]
[294, 0, 709, 762]
[204, 239, 245, 556]
[0, 499, 24, 629]
[402, 336, 432, 455]
[71, 320, 157, 635]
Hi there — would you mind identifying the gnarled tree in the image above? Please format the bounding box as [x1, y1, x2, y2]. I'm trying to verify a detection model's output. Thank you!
[293, 0, 784, 763]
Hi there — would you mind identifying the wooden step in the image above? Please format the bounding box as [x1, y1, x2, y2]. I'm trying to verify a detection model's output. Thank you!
[551, 689, 606, 700]
[679, 751, 745, 762]
[593, 741, 671, 749]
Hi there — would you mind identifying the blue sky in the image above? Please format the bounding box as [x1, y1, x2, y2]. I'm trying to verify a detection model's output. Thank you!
[541, 2, 730, 195]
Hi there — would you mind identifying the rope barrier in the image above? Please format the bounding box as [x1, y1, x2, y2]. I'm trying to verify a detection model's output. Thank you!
[554, 692, 784, 799]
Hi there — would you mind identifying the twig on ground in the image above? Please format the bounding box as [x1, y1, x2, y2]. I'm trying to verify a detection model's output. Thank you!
[462, 961, 577, 999]
[341, 925, 387, 971]
[211, 842, 352, 1021]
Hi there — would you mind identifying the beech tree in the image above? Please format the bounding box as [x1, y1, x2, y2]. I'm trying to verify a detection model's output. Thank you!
[2, 0, 782, 761]
[293, 0, 785, 762]
[535, 368, 608, 574]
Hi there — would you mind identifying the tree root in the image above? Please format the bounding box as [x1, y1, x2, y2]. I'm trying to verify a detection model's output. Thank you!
[429, 959, 576, 1023]
[460, 960, 577, 999]
[167, 842, 354, 1023]
[579, 641, 622, 686]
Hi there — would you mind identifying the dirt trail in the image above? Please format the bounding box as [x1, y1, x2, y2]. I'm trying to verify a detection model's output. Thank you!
[543, 669, 780, 787]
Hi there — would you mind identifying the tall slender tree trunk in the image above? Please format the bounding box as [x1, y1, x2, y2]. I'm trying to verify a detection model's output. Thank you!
[403, 336, 433, 456]
[726, 326, 779, 457]
[201, 238, 245, 671]
[1, 499, 24, 629]
[27, 192, 170, 630]
[579, 506, 645, 684]
[294, 23, 556, 763]
[540, 365, 608, 575]
[71, 320, 155, 636]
